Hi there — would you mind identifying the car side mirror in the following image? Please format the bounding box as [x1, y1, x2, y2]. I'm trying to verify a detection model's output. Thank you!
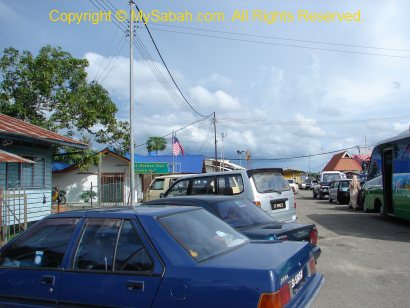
[159, 193, 164, 198]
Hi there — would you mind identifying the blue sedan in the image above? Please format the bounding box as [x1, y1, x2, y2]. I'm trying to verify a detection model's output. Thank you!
[0, 206, 323, 307]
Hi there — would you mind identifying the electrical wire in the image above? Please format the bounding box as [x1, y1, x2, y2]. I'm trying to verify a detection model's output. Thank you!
[219, 144, 373, 161]
[152, 23, 410, 53]
[131, 1, 213, 118]
[134, 114, 213, 148]
[148, 27, 410, 60]
[217, 115, 410, 126]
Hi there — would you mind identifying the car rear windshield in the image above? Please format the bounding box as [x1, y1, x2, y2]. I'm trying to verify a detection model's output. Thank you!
[252, 172, 290, 193]
[213, 199, 274, 228]
[323, 174, 342, 182]
[159, 209, 248, 262]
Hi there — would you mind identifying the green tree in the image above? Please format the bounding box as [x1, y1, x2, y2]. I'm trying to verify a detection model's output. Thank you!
[146, 137, 167, 154]
[0, 45, 130, 168]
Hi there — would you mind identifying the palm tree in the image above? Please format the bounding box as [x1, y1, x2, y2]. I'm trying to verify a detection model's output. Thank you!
[146, 137, 167, 154]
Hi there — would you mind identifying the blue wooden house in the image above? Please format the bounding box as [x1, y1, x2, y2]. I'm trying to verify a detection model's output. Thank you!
[0, 113, 86, 226]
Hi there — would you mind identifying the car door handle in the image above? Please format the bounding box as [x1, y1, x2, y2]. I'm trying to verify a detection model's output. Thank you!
[127, 280, 144, 292]
[40, 275, 55, 286]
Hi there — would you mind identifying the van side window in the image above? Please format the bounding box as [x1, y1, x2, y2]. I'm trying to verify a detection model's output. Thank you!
[167, 179, 190, 196]
[217, 175, 244, 195]
[191, 177, 216, 195]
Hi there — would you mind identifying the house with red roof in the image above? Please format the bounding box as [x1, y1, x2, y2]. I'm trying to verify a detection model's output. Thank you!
[322, 151, 365, 177]
[0, 113, 86, 238]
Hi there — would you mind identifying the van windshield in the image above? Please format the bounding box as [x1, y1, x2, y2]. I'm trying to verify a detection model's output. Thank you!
[252, 172, 290, 193]
[151, 179, 165, 190]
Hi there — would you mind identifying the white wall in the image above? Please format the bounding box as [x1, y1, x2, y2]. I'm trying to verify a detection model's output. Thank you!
[53, 154, 144, 204]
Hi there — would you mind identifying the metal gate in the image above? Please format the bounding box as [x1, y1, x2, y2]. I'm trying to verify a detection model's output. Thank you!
[0, 187, 27, 246]
[100, 173, 125, 206]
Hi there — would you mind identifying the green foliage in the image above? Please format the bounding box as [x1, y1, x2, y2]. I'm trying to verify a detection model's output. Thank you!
[146, 136, 167, 154]
[80, 189, 98, 203]
[0, 45, 130, 168]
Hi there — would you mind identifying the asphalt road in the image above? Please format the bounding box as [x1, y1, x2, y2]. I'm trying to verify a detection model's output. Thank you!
[295, 189, 410, 308]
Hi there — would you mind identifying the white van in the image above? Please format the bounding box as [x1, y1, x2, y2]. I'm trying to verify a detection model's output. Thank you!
[163, 168, 297, 222]
[144, 174, 189, 202]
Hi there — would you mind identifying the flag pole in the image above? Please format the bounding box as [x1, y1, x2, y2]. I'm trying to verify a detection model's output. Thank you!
[172, 132, 175, 174]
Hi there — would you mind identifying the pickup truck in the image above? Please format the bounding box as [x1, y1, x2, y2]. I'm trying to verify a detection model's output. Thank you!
[144, 195, 321, 262]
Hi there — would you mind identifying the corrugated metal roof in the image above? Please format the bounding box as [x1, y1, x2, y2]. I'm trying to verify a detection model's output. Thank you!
[0, 113, 87, 148]
[0, 149, 35, 163]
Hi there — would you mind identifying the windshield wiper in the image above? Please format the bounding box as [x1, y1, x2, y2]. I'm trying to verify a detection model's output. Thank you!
[262, 189, 282, 193]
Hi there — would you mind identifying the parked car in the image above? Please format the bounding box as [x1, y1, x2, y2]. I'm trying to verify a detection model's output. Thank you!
[299, 181, 307, 190]
[328, 179, 351, 204]
[306, 179, 317, 190]
[313, 172, 346, 199]
[144, 196, 321, 262]
[287, 179, 299, 194]
[0, 206, 324, 307]
[163, 168, 297, 222]
[356, 173, 368, 208]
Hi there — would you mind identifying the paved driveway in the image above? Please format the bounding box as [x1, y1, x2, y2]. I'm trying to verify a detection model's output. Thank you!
[296, 189, 410, 308]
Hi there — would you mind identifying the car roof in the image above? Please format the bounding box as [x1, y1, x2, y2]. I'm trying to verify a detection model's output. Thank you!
[49, 205, 199, 219]
[144, 195, 243, 205]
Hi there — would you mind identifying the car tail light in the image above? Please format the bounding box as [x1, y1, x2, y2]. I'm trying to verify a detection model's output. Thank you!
[309, 228, 318, 246]
[254, 201, 261, 207]
[257, 284, 291, 308]
[308, 256, 316, 276]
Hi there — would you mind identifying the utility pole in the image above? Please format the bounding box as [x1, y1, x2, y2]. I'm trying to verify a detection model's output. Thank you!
[213, 112, 217, 171]
[129, 1, 136, 205]
[220, 132, 226, 171]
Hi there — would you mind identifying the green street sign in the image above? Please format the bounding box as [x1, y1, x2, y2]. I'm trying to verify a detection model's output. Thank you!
[134, 162, 169, 174]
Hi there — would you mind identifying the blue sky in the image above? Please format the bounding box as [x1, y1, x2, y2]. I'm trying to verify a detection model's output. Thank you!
[1, 0, 410, 172]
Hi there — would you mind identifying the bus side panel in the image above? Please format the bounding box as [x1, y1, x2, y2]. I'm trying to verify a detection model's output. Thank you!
[393, 140, 410, 220]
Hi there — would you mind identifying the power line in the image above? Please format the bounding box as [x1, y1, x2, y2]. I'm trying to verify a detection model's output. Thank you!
[218, 115, 410, 126]
[134, 114, 213, 148]
[221, 144, 371, 161]
[148, 27, 410, 60]
[131, 1, 213, 118]
[152, 23, 410, 53]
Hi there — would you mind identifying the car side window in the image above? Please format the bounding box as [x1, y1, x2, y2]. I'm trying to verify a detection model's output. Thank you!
[114, 220, 153, 272]
[191, 177, 216, 195]
[217, 175, 244, 195]
[73, 219, 121, 271]
[0, 218, 78, 269]
[166, 179, 190, 196]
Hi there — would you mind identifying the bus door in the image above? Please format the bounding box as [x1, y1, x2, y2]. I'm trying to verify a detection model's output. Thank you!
[382, 148, 394, 215]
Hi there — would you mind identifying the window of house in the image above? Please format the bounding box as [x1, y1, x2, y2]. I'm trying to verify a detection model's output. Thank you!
[6, 156, 45, 189]
[0, 218, 78, 269]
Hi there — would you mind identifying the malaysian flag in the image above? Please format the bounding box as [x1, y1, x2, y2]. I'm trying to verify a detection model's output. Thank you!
[172, 136, 184, 156]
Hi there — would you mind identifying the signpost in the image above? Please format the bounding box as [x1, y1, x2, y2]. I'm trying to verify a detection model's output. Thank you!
[134, 162, 169, 174]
